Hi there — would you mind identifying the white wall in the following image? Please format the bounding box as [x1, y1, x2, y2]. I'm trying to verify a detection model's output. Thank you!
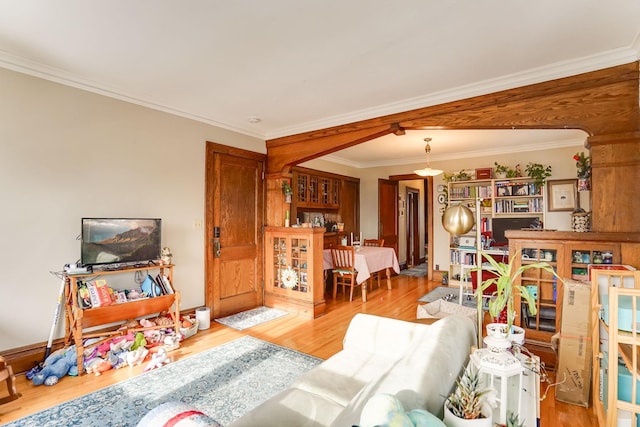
[0, 68, 263, 350]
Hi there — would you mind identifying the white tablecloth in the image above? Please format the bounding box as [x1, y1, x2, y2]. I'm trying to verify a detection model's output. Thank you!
[323, 246, 400, 284]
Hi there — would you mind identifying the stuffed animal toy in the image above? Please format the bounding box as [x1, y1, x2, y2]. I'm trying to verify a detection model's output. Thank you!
[358, 394, 446, 427]
[85, 358, 112, 376]
[126, 347, 149, 367]
[144, 347, 170, 371]
[32, 346, 78, 386]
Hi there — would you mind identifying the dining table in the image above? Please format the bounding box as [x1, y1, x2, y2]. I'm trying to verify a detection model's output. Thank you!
[323, 246, 400, 302]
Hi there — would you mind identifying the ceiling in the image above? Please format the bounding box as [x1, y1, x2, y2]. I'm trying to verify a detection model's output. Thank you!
[0, 1, 638, 167]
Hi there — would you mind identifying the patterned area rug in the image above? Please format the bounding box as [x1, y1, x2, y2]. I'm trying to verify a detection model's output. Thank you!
[215, 306, 289, 330]
[417, 285, 488, 310]
[6, 336, 321, 427]
[399, 263, 427, 277]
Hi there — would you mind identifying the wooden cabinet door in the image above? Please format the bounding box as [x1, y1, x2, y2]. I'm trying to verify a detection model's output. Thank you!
[341, 179, 360, 235]
[378, 179, 399, 253]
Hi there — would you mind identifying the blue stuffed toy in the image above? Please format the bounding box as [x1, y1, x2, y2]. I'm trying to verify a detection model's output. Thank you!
[32, 346, 78, 386]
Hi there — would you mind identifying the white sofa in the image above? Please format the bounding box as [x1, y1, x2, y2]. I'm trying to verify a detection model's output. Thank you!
[229, 313, 477, 427]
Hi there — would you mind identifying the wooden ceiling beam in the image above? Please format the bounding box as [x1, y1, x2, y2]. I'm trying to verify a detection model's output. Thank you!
[266, 124, 392, 175]
[266, 62, 639, 158]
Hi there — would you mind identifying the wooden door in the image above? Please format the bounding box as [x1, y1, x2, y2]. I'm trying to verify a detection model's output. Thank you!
[205, 142, 265, 318]
[378, 179, 399, 253]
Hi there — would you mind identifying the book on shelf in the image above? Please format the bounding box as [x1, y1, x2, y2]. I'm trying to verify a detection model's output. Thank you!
[156, 274, 174, 294]
[87, 279, 113, 307]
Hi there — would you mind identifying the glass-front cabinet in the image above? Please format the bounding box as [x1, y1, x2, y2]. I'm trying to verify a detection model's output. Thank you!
[511, 242, 563, 343]
[505, 230, 632, 370]
[264, 227, 326, 318]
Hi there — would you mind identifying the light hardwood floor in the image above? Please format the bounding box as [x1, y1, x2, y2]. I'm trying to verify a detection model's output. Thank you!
[0, 273, 598, 426]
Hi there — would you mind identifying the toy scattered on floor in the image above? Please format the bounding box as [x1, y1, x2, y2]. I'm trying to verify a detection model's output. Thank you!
[126, 347, 149, 366]
[144, 347, 170, 371]
[32, 346, 78, 386]
[85, 358, 112, 376]
[358, 394, 445, 427]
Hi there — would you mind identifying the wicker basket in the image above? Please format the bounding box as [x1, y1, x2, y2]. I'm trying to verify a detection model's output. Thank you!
[571, 211, 591, 232]
[180, 319, 199, 339]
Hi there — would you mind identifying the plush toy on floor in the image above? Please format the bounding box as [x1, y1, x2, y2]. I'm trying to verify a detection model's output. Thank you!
[32, 346, 78, 386]
[358, 394, 445, 427]
[144, 347, 170, 371]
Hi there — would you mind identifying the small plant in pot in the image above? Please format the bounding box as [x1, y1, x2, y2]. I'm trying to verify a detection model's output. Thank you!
[444, 366, 494, 426]
[472, 252, 562, 344]
[524, 162, 552, 188]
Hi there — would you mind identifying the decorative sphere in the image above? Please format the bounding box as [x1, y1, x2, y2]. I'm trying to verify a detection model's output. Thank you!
[442, 205, 475, 235]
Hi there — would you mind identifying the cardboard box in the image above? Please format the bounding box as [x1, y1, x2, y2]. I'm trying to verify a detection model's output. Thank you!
[555, 279, 592, 406]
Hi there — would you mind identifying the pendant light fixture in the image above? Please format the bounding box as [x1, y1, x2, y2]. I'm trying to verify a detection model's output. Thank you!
[413, 137, 443, 177]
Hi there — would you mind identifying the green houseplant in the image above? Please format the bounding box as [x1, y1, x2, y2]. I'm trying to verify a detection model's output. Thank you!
[494, 162, 517, 178]
[473, 252, 561, 334]
[524, 162, 552, 187]
[444, 366, 493, 426]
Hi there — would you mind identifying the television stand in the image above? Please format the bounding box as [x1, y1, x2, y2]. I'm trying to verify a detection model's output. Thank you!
[64, 263, 180, 375]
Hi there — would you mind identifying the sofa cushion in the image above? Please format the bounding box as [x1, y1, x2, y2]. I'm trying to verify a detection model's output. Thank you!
[293, 349, 398, 406]
[341, 313, 434, 359]
[228, 387, 344, 427]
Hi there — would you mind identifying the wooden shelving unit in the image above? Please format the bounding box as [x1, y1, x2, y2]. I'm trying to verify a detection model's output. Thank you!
[446, 177, 542, 301]
[64, 264, 180, 374]
[591, 268, 640, 427]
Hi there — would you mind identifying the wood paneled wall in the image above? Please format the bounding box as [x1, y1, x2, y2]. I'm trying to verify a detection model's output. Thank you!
[265, 62, 640, 232]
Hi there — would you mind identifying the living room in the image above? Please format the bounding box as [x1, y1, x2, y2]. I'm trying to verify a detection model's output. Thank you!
[1, 3, 640, 426]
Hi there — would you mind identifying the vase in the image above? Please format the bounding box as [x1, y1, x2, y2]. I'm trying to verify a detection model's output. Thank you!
[284, 193, 292, 203]
[578, 178, 590, 192]
[571, 211, 591, 232]
[443, 401, 493, 427]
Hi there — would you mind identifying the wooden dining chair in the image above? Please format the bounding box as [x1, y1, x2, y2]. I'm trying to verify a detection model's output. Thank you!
[363, 239, 385, 289]
[330, 245, 361, 302]
[0, 355, 20, 404]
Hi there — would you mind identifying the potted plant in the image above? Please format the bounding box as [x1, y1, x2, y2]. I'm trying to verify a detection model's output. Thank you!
[504, 412, 525, 427]
[493, 162, 517, 179]
[573, 151, 591, 191]
[472, 252, 562, 342]
[282, 179, 293, 203]
[444, 366, 494, 427]
[524, 162, 552, 187]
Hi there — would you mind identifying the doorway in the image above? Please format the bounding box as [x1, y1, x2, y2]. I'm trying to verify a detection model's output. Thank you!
[405, 187, 420, 267]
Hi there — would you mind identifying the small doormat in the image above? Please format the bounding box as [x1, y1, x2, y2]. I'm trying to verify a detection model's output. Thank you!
[399, 263, 427, 277]
[215, 306, 289, 330]
[417, 286, 488, 310]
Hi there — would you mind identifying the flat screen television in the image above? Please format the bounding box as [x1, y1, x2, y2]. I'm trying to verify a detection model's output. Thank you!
[81, 218, 162, 266]
[491, 217, 539, 246]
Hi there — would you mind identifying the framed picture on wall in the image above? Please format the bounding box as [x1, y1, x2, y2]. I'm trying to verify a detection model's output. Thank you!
[547, 179, 577, 211]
